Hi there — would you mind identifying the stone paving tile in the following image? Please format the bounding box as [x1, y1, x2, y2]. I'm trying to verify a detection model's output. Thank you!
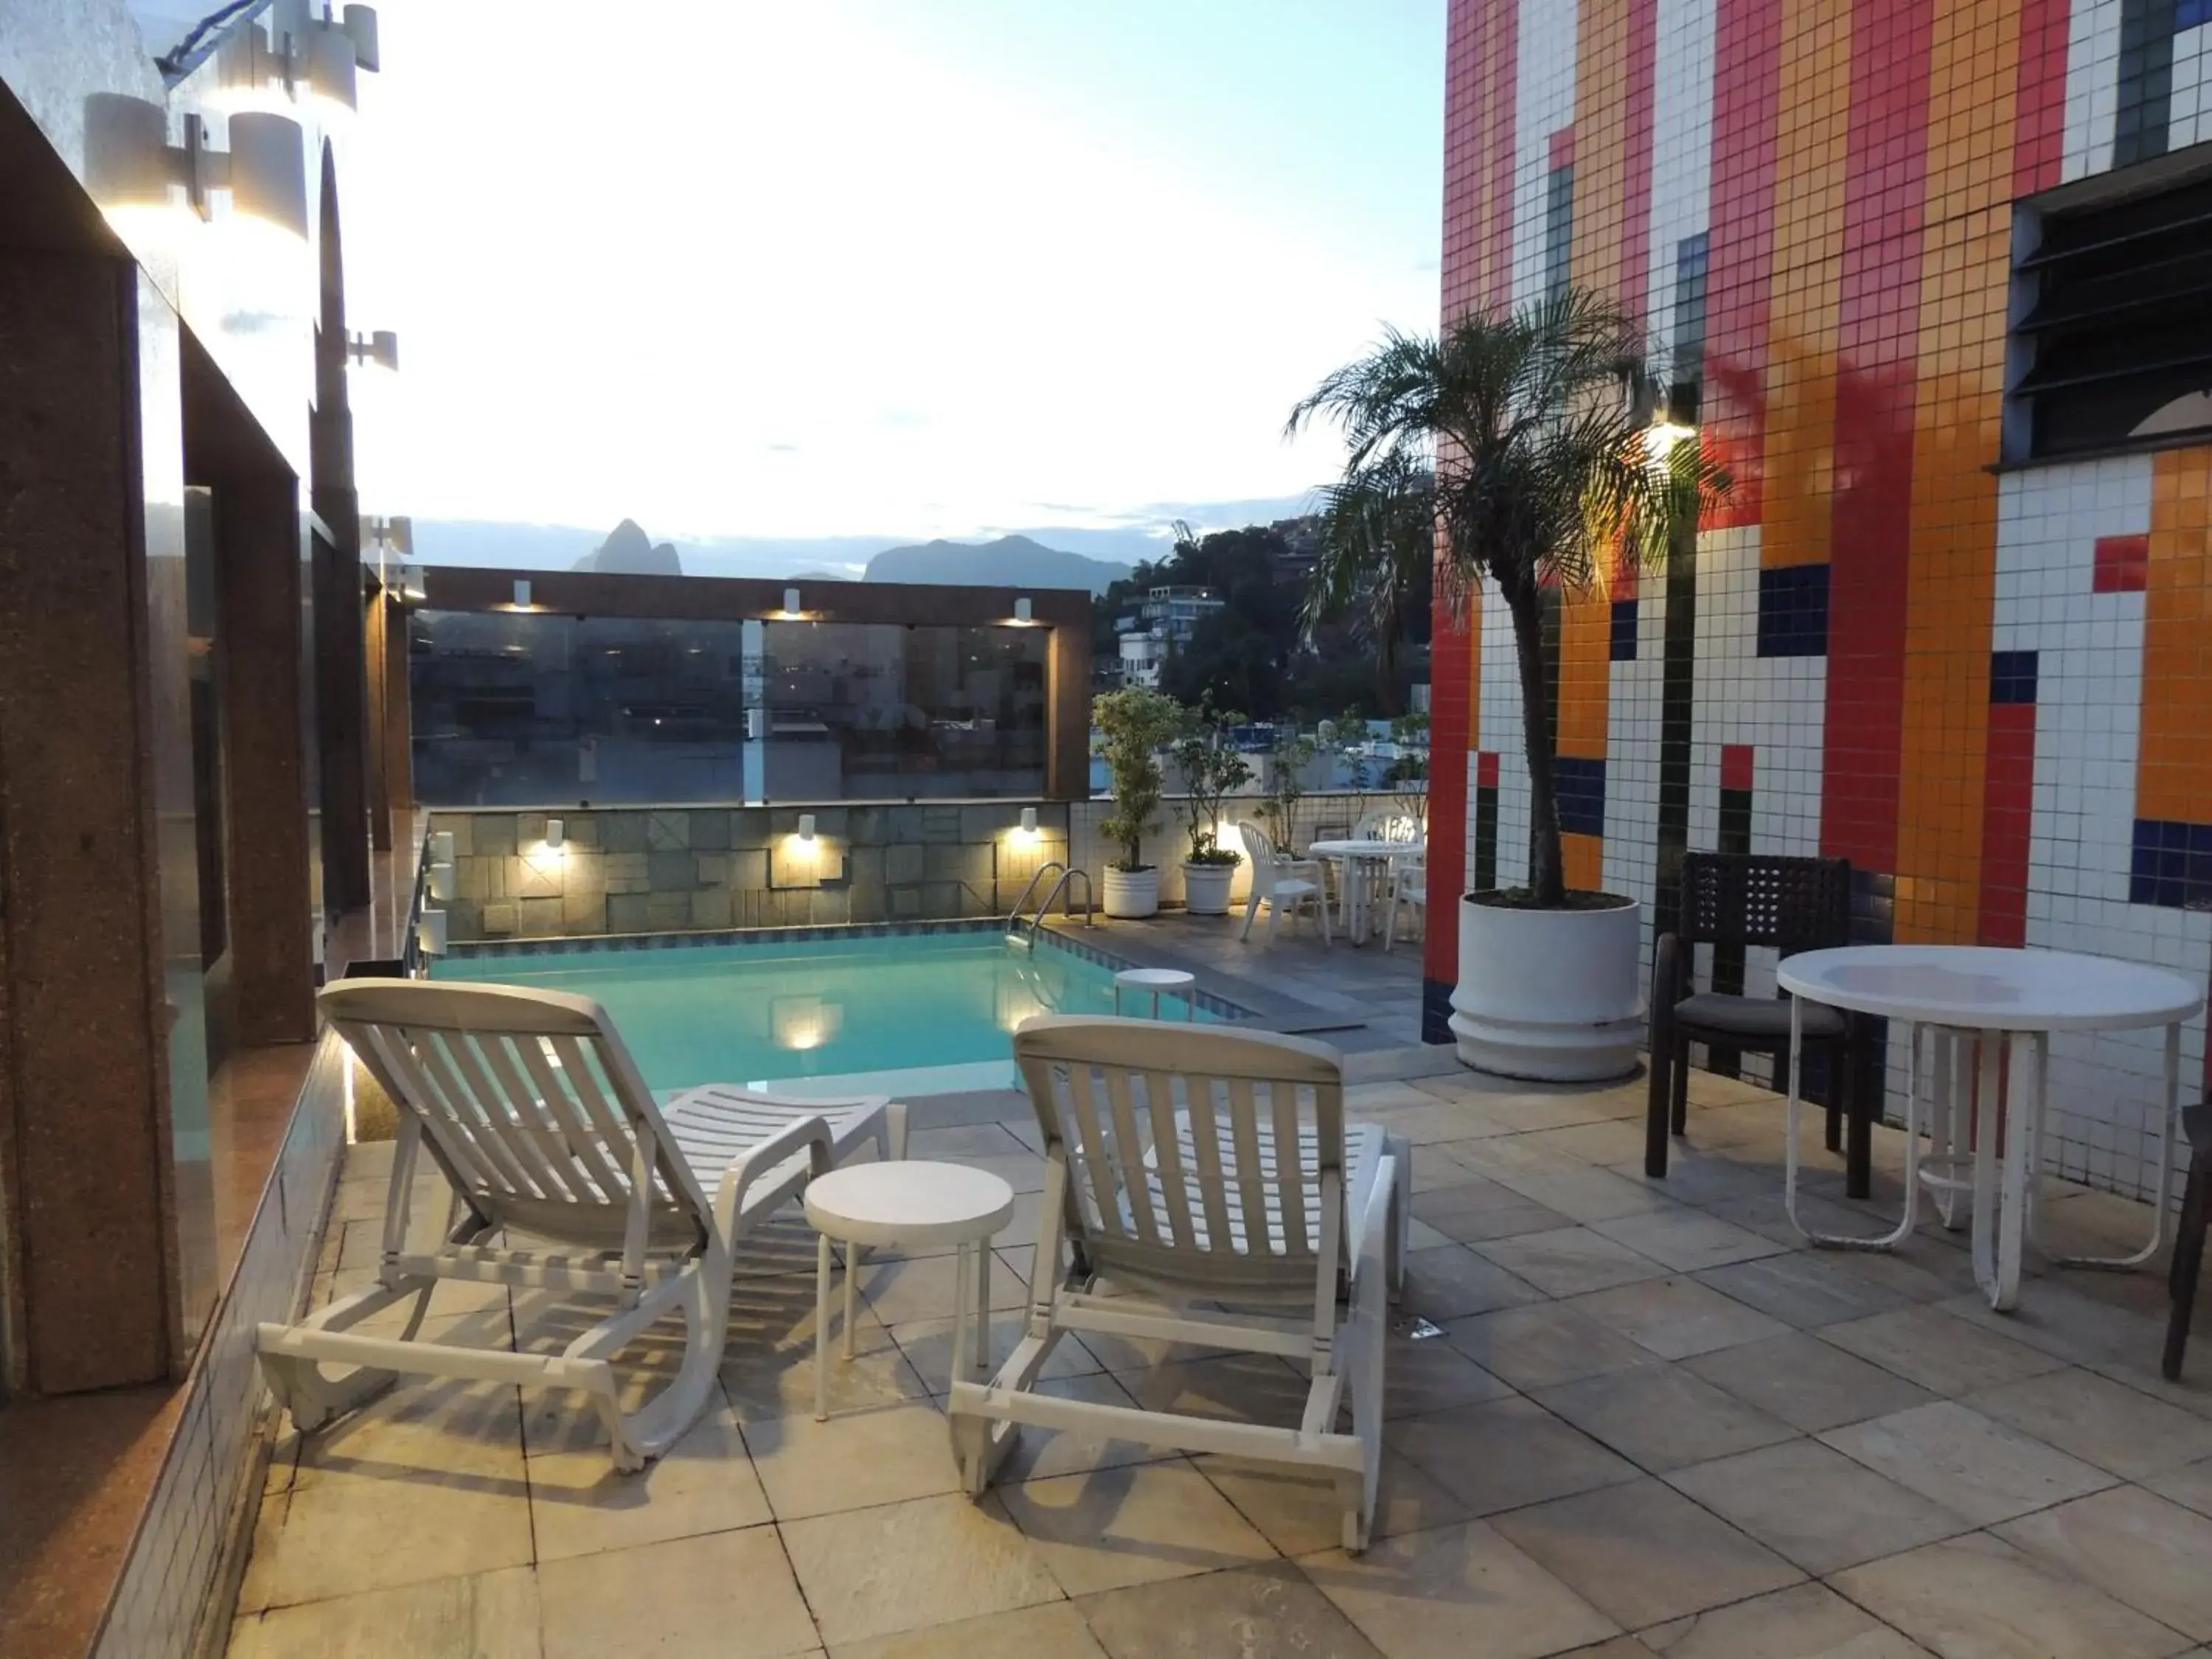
[1690, 1248, 1919, 1329]
[1374, 1330, 1517, 1419]
[526, 1403, 771, 1562]
[1636, 1582, 1928, 1658]
[1389, 1394, 1639, 1516]
[1471, 1226, 1669, 1298]
[1833, 1531, 2187, 1659]
[226, 1568, 543, 1659]
[1198, 1450, 1472, 1558]
[1683, 1332, 1937, 1433]
[1587, 1208, 1792, 1273]
[1440, 1300, 1660, 1391]
[537, 1524, 821, 1659]
[995, 1461, 1278, 1597]
[780, 1493, 1064, 1648]
[1663, 1437, 1971, 1573]
[1820, 1401, 2117, 1526]
[828, 1601, 1106, 1659]
[743, 1402, 963, 1520]
[1994, 1485, 2212, 1642]
[1967, 1368, 2212, 1482]
[1531, 1363, 1798, 1474]
[1820, 1305, 2068, 1397]
[1486, 1477, 1803, 1629]
[1077, 1560, 1385, 1659]
[1298, 1519, 1621, 1659]
[1565, 1276, 1792, 1360]
[1399, 1242, 1547, 1319]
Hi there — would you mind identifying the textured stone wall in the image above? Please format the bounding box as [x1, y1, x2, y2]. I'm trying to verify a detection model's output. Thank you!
[430, 803, 1074, 942]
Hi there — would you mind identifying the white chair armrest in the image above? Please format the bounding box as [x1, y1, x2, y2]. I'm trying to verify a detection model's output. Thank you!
[710, 1114, 835, 1243]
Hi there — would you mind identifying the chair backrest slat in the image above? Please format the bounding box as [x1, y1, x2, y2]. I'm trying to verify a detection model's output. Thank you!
[1679, 854, 1852, 954]
[319, 979, 712, 1250]
[1015, 1017, 1347, 1304]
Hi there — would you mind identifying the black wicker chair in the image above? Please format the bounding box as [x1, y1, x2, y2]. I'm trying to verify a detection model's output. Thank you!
[2163, 1102, 2212, 1380]
[1644, 853, 1875, 1198]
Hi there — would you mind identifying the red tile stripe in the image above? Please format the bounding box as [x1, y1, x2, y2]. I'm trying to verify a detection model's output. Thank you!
[2012, 0, 2071, 197]
[1705, 0, 1783, 529]
[1481, 0, 1522, 310]
[1977, 703, 2036, 947]
[1425, 578, 1473, 991]
[1720, 743, 1756, 793]
[1820, 0, 1934, 876]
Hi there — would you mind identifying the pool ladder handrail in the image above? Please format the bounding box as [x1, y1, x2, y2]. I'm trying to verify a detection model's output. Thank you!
[1005, 861, 1093, 947]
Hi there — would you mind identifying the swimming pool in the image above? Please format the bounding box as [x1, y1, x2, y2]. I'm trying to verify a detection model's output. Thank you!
[429, 928, 1228, 1096]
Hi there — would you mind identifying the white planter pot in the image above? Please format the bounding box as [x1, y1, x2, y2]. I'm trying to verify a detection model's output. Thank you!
[1450, 893, 1643, 1082]
[1182, 861, 1237, 916]
[1102, 865, 1161, 919]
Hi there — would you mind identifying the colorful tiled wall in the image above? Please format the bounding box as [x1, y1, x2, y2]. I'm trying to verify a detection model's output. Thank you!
[1430, 0, 2212, 1201]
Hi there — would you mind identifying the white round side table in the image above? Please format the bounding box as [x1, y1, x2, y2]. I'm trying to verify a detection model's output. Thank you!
[801, 1161, 1015, 1419]
[1113, 967, 1197, 1020]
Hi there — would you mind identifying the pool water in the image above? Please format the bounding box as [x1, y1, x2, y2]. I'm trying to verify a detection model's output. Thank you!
[429, 931, 1220, 1096]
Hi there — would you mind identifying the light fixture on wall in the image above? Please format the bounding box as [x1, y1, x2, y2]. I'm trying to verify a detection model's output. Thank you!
[84, 102, 310, 242]
[417, 909, 448, 956]
[797, 813, 817, 844]
[347, 330, 400, 371]
[512, 579, 532, 608]
[364, 513, 412, 554]
[545, 817, 565, 850]
[431, 830, 456, 863]
[781, 586, 802, 618]
[212, 4, 381, 116]
[1013, 806, 1040, 844]
[428, 860, 455, 901]
[1014, 597, 1034, 624]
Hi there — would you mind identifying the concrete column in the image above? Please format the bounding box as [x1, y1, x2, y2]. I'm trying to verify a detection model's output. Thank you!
[0, 253, 181, 1391]
[1045, 619, 1092, 801]
[215, 474, 316, 1046]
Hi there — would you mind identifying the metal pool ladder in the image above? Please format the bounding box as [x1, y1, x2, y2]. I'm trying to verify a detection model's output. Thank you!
[1005, 862, 1093, 948]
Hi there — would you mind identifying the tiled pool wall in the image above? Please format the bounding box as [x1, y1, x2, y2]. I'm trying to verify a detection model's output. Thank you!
[1433, 0, 2212, 1205]
[424, 793, 1390, 944]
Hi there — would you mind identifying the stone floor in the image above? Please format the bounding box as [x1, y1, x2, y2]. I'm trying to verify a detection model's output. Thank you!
[229, 1062, 2212, 1659]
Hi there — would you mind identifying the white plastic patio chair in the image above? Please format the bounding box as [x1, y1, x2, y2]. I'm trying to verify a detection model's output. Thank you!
[1382, 853, 1427, 952]
[1237, 820, 1332, 946]
[948, 1016, 1408, 1550]
[259, 979, 907, 1472]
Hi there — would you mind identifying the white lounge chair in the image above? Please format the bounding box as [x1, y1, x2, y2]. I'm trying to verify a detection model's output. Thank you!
[949, 1017, 1407, 1550]
[260, 979, 907, 1472]
[1237, 820, 1332, 946]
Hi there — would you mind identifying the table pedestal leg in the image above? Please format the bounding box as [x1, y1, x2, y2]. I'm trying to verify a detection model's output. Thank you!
[815, 1231, 834, 1421]
[951, 1243, 973, 1383]
[2025, 1020, 2182, 1272]
[1788, 1002, 1921, 1251]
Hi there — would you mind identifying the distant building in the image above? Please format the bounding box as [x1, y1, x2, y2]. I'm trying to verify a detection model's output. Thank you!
[1113, 583, 1223, 686]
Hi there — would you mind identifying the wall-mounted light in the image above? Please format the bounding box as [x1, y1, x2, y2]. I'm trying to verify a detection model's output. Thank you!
[797, 813, 817, 844]
[545, 817, 565, 850]
[364, 513, 412, 554]
[428, 860, 455, 901]
[430, 830, 455, 864]
[512, 579, 532, 608]
[84, 101, 309, 242]
[347, 330, 400, 371]
[1014, 597, 1034, 624]
[1013, 805, 1040, 844]
[417, 909, 448, 956]
[212, 4, 380, 116]
[783, 586, 802, 617]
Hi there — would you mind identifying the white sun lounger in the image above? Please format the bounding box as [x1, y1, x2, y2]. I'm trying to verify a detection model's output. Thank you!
[948, 1016, 1406, 1550]
[259, 978, 906, 1471]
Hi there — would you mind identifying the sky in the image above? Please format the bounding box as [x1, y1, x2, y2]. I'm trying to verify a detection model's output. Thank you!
[341, 1, 1446, 558]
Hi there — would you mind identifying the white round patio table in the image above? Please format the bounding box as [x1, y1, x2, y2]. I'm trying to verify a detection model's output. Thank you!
[802, 1161, 1014, 1419]
[1309, 839, 1425, 946]
[1113, 967, 1197, 1020]
[1776, 945, 2202, 1311]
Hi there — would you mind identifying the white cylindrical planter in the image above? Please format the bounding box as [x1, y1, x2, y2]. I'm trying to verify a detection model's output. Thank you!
[1450, 893, 1642, 1082]
[1102, 866, 1161, 919]
[1182, 862, 1236, 916]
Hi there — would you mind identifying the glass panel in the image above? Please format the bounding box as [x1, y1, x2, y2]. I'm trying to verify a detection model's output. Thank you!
[762, 621, 1047, 800]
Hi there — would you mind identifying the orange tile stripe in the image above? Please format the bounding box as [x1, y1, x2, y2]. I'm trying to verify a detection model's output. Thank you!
[1555, 0, 1632, 773]
[1893, 0, 2017, 945]
[2138, 448, 2212, 825]
[1760, 0, 1852, 571]
[1563, 832, 1605, 894]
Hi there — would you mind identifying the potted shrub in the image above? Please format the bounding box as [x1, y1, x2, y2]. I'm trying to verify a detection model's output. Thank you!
[1292, 289, 1726, 1079]
[1171, 700, 1254, 916]
[1093, 686, 1186, 918]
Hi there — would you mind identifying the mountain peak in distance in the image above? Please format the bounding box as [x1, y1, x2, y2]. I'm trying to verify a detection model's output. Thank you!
[575, 518, 684, 576]
[864, 534, 1126, 595]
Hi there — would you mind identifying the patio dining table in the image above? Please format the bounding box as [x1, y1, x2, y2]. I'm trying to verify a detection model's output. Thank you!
[1307, 838, 1424, 946]
[1776, 944, 2202, 1312]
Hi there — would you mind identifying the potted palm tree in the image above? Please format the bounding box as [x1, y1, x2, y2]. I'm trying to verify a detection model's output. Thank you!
[1291, 289, 1725, 1080]
[1093, 686, 1186, 919]
[1170, 698, 1253, 915]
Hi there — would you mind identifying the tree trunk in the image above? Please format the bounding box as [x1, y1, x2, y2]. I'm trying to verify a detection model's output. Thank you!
[1506, 578, 1568, 908]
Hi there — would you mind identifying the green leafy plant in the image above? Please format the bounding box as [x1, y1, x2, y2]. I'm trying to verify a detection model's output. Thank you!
[1260, 728, 1319, 855]
[1170, 698, 1254, 865]
[1302, 450, 1436, 717]
[1093, 686, 1186, 873]
[1290, 288, 1728, 908]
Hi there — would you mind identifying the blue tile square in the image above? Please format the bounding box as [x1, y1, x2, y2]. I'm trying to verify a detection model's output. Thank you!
[1990, 650, 2037, 705]
[1554, 755, 1607, 838]
[1610, 597, 1638, 661]
[2132, 818, 2212, 909]
[1756, 565, 1829, 658]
